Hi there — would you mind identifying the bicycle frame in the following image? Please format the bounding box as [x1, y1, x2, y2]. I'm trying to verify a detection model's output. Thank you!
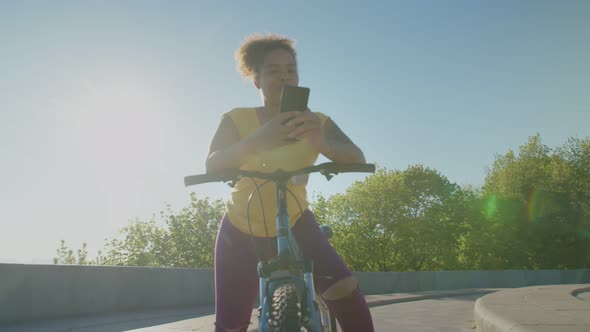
[257, 174, 324, 331]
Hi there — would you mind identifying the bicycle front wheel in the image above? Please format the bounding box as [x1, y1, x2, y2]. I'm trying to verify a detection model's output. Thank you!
[268, 283, 302, 332]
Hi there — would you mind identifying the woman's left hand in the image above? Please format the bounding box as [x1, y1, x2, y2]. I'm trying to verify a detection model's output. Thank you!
[283, 109, 327, 152]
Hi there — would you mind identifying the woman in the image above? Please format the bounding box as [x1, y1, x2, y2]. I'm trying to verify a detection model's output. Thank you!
[206, 33, 374, 332]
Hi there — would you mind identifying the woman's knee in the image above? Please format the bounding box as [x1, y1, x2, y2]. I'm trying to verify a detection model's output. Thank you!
[321, 276, 359, 301]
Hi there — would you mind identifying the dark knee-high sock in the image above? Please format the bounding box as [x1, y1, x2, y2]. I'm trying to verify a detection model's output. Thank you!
[325, 287, 374, 332]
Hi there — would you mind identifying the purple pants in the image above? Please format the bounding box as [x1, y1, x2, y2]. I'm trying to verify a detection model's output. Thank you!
[214, 209, 354, 330]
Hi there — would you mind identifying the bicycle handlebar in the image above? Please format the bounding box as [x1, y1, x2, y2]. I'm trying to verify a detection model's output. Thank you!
[184, 162, 375, 187]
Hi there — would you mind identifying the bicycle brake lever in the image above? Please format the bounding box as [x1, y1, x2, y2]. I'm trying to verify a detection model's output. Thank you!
[226, 175, 243, 188]
[320, 169, 334, 181]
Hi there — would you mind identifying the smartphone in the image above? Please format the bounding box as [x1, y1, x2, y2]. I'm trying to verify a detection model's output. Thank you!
[279, 86, 310, 113]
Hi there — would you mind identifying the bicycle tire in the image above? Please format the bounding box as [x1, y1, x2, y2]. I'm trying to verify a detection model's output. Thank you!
[268, 283, 302, 332]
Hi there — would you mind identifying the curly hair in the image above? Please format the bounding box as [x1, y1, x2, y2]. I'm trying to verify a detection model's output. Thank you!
[235, 33, 297, 81]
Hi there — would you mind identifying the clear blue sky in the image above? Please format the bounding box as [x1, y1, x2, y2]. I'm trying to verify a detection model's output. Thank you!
[1, 1, 589, 264]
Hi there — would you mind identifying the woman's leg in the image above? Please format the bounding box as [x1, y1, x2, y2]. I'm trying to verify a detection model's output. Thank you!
[292, 210, 375, 332]
[214, 214, 260, 332]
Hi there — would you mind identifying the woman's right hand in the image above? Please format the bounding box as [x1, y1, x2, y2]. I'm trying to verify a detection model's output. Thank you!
[251, 111, 300, 151]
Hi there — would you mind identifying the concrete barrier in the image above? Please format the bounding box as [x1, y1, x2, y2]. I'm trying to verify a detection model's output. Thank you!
[1, 263, 588, 324]
[354, 269, 590, 295]
[0, 264, 213, 324]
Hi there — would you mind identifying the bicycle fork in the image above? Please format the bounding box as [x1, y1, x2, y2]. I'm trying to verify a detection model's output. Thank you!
[304, 264, 323, 331]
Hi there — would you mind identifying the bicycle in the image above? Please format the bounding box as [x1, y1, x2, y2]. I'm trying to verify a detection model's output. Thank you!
[184, 162, 375, 332]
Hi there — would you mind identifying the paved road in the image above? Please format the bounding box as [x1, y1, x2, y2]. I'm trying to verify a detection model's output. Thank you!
[129, 295, 482, 332]
[0, 291, 487, 332]
[578, 290, 590, 301]
[371, 294, 479, 332]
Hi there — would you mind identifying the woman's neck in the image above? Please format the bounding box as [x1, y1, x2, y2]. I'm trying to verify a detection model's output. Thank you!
[261, 103, 280, 117]
[256, 105, 278, 125]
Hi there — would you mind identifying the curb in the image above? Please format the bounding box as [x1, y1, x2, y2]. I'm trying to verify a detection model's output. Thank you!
[366, 288, 498, 308]
[473, 284, 590, 332]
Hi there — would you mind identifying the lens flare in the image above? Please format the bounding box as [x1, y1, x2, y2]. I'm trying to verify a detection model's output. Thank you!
[527, 189, 563, 223]
[485, 195, 498, 219]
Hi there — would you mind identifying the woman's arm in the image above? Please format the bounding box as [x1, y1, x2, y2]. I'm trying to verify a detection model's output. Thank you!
[318, 118, 366, 164]
[284, 112, 366, 164]
[205, 115, 259, 173]
[205, 111, 302, 173]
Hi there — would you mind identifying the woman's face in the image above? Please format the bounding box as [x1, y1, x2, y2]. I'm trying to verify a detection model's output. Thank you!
[255, 48, 299, 107]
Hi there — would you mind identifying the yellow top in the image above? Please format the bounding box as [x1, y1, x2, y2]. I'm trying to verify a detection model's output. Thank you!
[225, 107, 329, 237]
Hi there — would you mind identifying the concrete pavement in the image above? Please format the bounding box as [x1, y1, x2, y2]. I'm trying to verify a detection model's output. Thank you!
[371, 293, 482, 332]
[0, 289, 495, 332]
[474, 284, 590, 332]
[2, 285, 590, 331]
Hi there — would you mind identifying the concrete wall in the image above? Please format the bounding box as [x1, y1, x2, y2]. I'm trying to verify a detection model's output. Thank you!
[0, 264, 213, 324]
[354, 269, 590, 295]
[1, 263, 589, 324]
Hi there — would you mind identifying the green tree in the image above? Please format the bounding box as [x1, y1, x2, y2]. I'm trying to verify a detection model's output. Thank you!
[100, 193, 224, 268]
[100, 218, 167, 267]
[481, 134, 590, 269]
[162, 194, 224, 267]
[53, 241, 100, 265]
[53, 240, 76, 265]
[313, 165, 467, 272]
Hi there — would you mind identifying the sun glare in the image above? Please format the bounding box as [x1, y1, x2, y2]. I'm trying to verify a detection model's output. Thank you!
[66, 76, 168, 187]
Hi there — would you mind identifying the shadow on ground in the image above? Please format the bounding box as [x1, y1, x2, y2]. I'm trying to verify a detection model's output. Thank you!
[0, 305, 214, 332]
